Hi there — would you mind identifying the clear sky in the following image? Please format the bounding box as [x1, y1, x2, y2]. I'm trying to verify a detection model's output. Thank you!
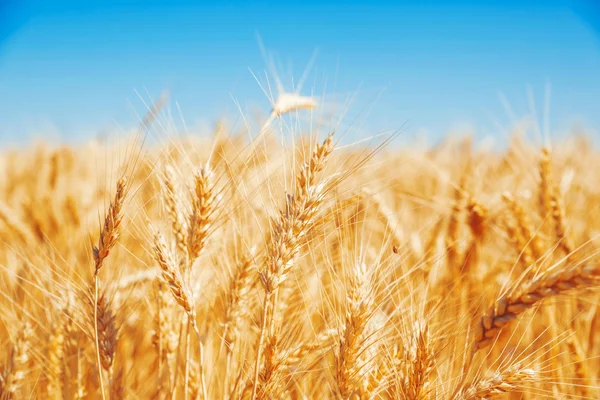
[1, 0, 600, 145]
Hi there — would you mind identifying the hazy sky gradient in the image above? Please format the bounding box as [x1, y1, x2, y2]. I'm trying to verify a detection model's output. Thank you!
[1, 0, 600, 145]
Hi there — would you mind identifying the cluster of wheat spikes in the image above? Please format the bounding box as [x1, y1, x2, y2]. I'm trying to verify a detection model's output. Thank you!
[0, 98, 599, 400]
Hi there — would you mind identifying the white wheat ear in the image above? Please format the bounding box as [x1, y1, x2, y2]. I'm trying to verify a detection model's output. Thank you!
[271, 91, 317, 117]
[248, 89, 318, 160]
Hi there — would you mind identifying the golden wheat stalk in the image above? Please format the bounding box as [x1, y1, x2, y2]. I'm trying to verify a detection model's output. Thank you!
[87, 285, 118, 376]
[90, 175, 128, 400]
[46, 310, 67, 398]
[473, 263, 600, 351]
[223, 247, 257, 349]
[259, 133, 334, 294]
[151, 227, 207, 399]
[151, 228, 196, 321]
[0, 322, 33, 399]
[187, 164, 215, 266]
[502, 192, 539, 271]
[162, 164, 189, 264]
[398, 323, 434, 400]
[253, 134, 334, 399]
[458, 363, 537, 399]
[335, 261, 374, 398]
[94, 177, 128, 275]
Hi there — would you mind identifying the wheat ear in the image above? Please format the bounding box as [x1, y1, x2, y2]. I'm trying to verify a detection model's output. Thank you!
[253, 133, 334, 399]
[152, 229, 196, 319]
[47, 310, 67, 398]
[187, 164, 215, 267]
[162, 164, 189, 266]
[92, 176, 127, 400]
[399, 323, 434, 400]
[94, 177, 127, 275]
[87, 285, 118, 378]
[458, 364, 537, 399]
[335, 261, 374, 399]
[151, 228, 206, 400]
[0, 322, 33, 399]
[473, 263, 600, 351]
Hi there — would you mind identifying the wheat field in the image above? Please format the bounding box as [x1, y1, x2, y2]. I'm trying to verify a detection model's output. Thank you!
[0, 95, 599, 399]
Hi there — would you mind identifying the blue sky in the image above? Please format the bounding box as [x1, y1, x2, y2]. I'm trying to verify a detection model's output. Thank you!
[1, 0, 600, 145]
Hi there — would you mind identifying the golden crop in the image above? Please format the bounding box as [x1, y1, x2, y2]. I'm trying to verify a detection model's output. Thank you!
[0, 99, 598, 399]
